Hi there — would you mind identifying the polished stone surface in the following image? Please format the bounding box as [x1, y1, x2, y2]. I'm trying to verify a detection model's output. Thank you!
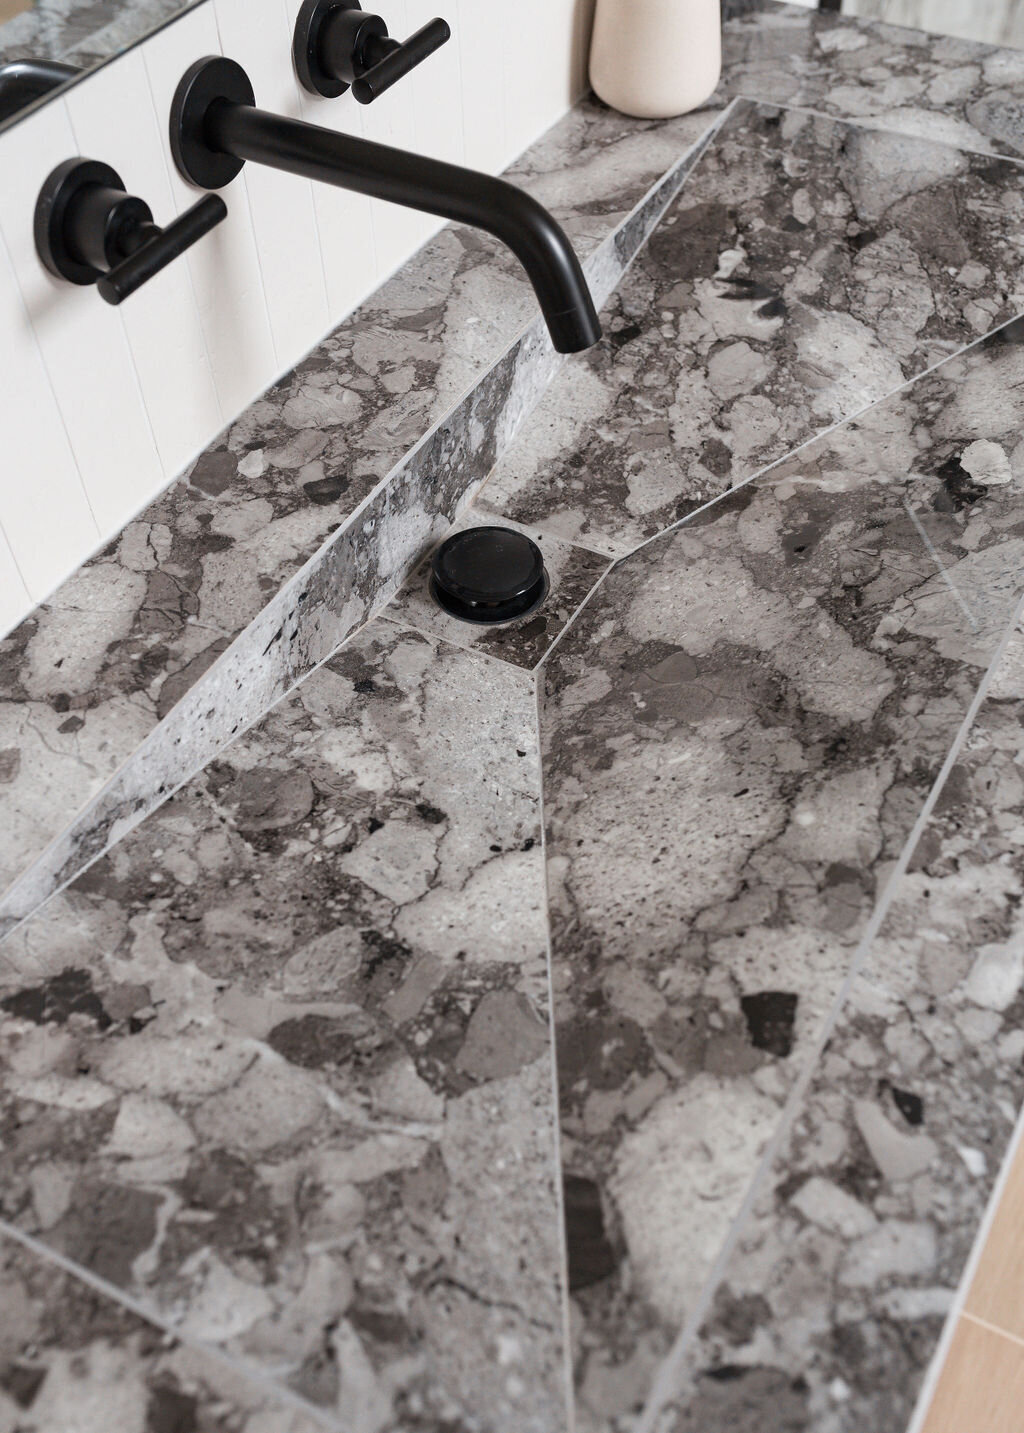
[6, 314, 1024, 1430]
[627, 314, 1024, 1433]
[844, 0, 1024, 49]
[478, 97, 1024, 553]
[721, 0, 1024, 158]
[10, 0, 1024, 954]
[535, 319, 1024, 1431]
[3, 6, 1024, 1431]
[0, 98, 725, 943]
[0, 1229, 331, 1432]
[649, 657, 1024, 1433]
[0, 622, 564, 1431]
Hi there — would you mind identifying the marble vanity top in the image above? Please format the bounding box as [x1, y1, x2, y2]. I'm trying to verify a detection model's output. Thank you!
[3, 5, 1024, 1432]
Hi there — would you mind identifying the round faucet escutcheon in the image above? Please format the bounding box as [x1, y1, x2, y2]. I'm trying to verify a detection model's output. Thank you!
[430, 526, 549, 625]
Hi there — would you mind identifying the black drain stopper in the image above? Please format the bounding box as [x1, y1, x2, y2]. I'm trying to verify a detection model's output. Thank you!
[430, 525, 549, 625]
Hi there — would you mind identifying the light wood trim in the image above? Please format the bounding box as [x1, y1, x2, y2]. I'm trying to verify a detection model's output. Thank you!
[0, 0, 32, 22]
[921, 1317, 1024, 1433]
[965, 1136, 1024, 1340]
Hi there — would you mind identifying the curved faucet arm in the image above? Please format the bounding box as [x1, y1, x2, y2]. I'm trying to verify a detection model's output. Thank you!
[171, 58, 601, 354]
[214, 101, 601, 353]
[0, 59, 79, 123]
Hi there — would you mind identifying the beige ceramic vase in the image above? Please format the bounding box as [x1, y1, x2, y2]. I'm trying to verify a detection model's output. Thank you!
[589, 0, 722, 119]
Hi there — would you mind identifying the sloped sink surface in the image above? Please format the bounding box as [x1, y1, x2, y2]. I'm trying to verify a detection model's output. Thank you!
[5, 0, 1024, 949]
[4, 11, 1024, 1432]
[476, 99, 1024, 554]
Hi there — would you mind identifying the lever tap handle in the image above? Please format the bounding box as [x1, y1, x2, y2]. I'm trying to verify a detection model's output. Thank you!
[294, 0, 449, 101]
[352, 17, 450, 103]
[35, 157, 227, 304]
[97, 194, 226, 304]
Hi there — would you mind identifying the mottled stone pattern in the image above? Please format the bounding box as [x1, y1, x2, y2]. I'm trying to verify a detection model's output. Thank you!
[844, 0, 1024, 49]
[4, 260, 1024, 1433]
[478, 98, 1024, 553]
[0, 1231, 329, 1432]
[537, 322, 1024, 1430]
[0, 621, 566, 1431]
[720, 0, 1024, 160]
[651, 667, 1024, 1433]
[8, 0, 1024, 948]
[0, 100, 725, 943]
[2, 9, 1024, 1433]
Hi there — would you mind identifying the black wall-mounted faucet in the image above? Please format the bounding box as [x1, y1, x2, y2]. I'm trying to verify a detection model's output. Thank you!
[294, 0, 450, 104]
[35, 157, 227, 304]
[169, 52, 602, 354]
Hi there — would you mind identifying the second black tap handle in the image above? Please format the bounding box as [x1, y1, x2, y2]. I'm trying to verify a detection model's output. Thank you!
[97, 194, 226, 304]
[352, 18, 450, 104]
[294, 0, 449, 101]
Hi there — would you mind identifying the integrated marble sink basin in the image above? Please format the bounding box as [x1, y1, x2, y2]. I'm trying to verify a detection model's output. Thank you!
[4, 6, 1024, 1431]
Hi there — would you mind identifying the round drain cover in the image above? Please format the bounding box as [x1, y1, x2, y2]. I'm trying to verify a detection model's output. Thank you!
[430, 525, 548, 625]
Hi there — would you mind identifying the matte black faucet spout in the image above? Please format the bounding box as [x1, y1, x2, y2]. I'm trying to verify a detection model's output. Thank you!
[0, 59, 79, 124]
[171, 57, 602, 354]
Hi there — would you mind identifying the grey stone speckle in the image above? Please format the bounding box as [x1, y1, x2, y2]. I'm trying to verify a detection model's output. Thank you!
[456, 990, 551, 1082]
[477, 100, 1024, 554]
[225, 769, 316, 833]
[653, 682, 1024, 1431]
[0, 94, 720, 942]
[3, 8, 1024, 1430]
[0, 1231, 329, 1432]
[539, 317, 1024, 1416]
[853, 1099, 939, 1183]
[11, 3, 1024, 936]
[0, 621, 566, 1429]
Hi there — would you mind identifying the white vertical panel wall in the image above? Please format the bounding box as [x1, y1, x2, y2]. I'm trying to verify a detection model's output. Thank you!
[0, 93, 162, 548]
[65, 46, 224, 485]
[0, 0, 594, 636]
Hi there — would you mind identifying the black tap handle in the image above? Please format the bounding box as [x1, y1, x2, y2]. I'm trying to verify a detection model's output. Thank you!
[35, 157, 227, 304]
[352, 17, 450, 103]
[97, 194, 226, 304]
[294, 0, 449, 101]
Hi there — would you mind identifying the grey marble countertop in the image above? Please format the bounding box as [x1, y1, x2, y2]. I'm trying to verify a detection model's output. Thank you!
[4, 4, 1024, 1431]
[5, 0, 1024, 934]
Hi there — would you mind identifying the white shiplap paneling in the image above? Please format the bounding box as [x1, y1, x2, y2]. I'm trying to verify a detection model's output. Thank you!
[0, 519, 30, 633]
[0, 94, 163, 541]
[406, 0, 467, 169]
[280, 0, 382, 321]
[358, 0, 443, 280]
[451, 0, 507, 172]
[141, 2, 279, 417]
[65, 46, 224, 490]
[0, 224, 99, 601]
[213, 0, 331, 374]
